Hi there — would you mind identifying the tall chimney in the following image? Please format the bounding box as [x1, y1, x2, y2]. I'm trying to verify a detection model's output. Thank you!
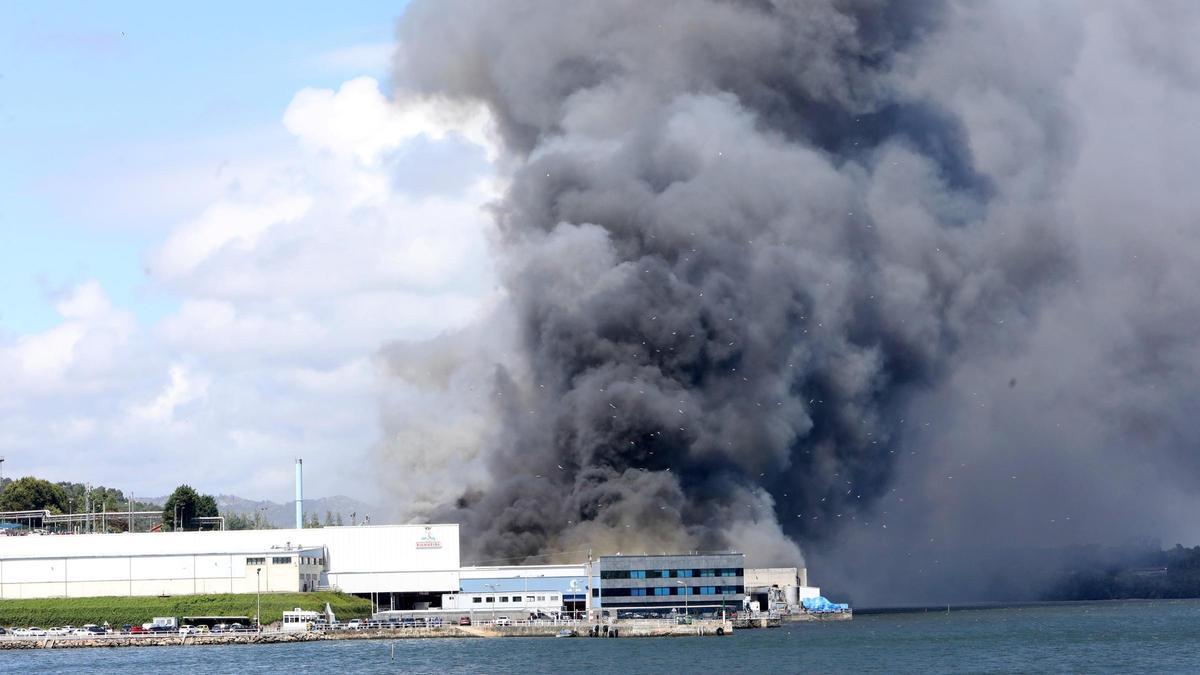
[295, 458, 304, 530]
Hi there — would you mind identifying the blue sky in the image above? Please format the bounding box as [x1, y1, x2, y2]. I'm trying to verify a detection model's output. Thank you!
[0, 2, 403, 335]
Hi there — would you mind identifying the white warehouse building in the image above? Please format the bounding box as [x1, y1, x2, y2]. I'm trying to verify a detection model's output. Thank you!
[0, 524, 460, 602]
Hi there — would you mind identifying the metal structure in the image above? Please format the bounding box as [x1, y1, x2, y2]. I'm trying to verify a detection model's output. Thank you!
[0, 508, 163, 533]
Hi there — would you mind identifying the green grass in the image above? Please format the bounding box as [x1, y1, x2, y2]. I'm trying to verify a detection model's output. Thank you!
[0, 591, 371, 628]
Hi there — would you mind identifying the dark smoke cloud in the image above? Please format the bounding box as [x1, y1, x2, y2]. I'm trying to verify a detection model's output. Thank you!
[379, 0, 1200, 600]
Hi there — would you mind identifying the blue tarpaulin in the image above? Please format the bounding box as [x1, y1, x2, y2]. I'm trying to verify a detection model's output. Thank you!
[802, 596, 850, 613]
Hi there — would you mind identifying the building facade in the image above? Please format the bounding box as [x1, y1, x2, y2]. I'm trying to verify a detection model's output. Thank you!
[0, 524, 459, 601]
[594, 554, 745, 614]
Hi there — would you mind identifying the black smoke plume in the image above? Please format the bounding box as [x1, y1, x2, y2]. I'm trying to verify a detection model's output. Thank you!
[381, 0, 1200, 600]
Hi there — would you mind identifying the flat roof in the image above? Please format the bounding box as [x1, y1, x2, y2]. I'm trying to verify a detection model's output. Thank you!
[597, 552, 743, 558]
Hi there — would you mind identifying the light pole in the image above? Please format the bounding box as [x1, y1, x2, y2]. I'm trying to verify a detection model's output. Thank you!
[676, 580, 688, 618]
[485, 583, 498, 623]
[256, 568, 262, 632]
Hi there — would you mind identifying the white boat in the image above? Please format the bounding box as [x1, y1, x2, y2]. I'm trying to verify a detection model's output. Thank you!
[555, 628, 576, 638]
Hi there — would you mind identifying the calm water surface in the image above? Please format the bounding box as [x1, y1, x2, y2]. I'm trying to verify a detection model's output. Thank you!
[7, 600, 1200, 673]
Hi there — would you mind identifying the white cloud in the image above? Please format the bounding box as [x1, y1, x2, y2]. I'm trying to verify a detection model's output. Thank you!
[284, 76, 498, 163]
[130, 364, 209, 424]
[0, 281, 135, 392]
[152, 196, 313, 281]
[316, 42, 395, 75]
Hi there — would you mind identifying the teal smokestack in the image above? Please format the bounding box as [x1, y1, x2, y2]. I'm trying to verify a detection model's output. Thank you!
[295, 458, 303, 530]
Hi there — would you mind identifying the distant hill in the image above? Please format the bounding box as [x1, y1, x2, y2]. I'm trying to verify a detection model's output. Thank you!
[141, 494, 378, 528]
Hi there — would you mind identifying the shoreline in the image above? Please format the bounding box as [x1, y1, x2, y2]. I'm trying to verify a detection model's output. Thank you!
[0, 619, 735, 649]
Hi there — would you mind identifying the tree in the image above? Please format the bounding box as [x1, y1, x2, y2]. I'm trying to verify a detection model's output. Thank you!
[324, 510, 333, 527]
[335, 512, 343, 526]
[225, 512, 254, 530]
[0, 476, 69, 513]
[161, 485, 219, 531]
[306, 512, 320, 528]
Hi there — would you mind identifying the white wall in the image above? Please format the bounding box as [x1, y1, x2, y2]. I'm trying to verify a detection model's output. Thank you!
[440, 590, 566, 613]
[0, 524, 461, 599]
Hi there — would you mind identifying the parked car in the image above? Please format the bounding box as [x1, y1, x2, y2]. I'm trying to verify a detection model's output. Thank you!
[229, 623, 246, 632]
[494, 616, 511, 626]
[130, 625, 145, 634]
[178, 625, 199, 635]
[459, 616, 472, 626]
[345, 619, 362, 630]
[428, 617, 444, 627]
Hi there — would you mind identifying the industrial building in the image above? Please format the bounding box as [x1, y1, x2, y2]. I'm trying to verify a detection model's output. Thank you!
[0, 461, 828, 616]
[593, 553, 746, 614]
[0, 524, 459, 602]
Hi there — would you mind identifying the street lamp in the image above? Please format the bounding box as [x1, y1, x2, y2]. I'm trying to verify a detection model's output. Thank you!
[485, 583, 498, 623]
[256, 568, 262, 632]
[676, 580, 688, 618]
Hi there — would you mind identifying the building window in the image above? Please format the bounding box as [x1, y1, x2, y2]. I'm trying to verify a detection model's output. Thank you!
[601, 570, 632, 580]
[499, 596, 508, 602]
[631, 588, 647, 597]
[629, 570, 646, 579]
[486, 597, 495, 603]
[722, 586, 738, 594]
[246, 557, 265, 565]
[699, 569, 715, 577]
[720, 568, 738, 577]
[472, 597, 482, 604]
[676, 569, 693, 578]
[537, 595, 546, 601]
[654, 587, 671, 597]
[699, 586, 717, 595]
[676, 586, 691, 596]
[272, 557, 293, 565]
[526, 596, 535, 602]
[550, 595, 558, 601]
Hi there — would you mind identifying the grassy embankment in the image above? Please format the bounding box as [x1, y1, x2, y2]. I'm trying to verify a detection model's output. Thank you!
[0, 591, 370, 628]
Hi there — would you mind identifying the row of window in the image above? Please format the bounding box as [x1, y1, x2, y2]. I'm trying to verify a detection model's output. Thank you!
[246, 556, 313, 566]
[469, 594, 559, 604]
[601, 568, 742, 580]
[598, 586, 742, 597]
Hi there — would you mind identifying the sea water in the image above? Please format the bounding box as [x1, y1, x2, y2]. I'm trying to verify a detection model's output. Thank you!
[6, 599, 1200, 673]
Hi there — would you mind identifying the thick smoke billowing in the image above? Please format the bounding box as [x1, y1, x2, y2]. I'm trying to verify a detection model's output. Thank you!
[378, 1, 1200, 602]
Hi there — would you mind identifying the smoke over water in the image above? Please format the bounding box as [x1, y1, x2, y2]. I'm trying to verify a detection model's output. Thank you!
[379, 1, 1200, 601]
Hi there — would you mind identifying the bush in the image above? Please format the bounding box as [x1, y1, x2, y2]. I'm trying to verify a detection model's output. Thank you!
[0, 591, 370, 627]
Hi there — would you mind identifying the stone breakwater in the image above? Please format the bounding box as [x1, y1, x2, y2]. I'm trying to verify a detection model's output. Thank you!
[0, 620, 734, 649]
[0, 632, 322, 650]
